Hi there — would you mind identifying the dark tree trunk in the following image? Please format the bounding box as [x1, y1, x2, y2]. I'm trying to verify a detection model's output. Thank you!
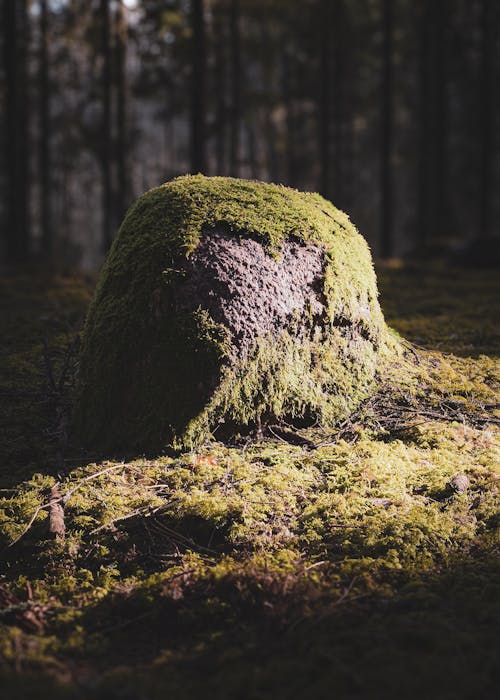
[283, 48, 298, 187]
[114, 0, 128, 221]
[39, 0, 52, 258]
[246, 122, 258, 179]
[417, 0, 430, 247]
[265, 110, 279, 183]
[3, 0, 30, 263]
[432, 0, 447, 240]
[319, 0, 331, 198]
[100, 0, 113, 252]
[380, 0, 394, 258]
[332, 0, 344, 206]
[340, 2, 354, 214]
[100, 0, 113, 251]
[418, 0, 448, 248]
[229, 0, 241, 176]
[190, 0, 207, 173]
[214, 1, 227, 175]
[479, 0, 494, 238]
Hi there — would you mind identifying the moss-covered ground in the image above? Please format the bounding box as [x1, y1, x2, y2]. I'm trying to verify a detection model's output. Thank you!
[0, 261, 499, 699]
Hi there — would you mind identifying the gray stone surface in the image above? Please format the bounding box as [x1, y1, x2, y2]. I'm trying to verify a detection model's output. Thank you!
[175, 229, 327, 357]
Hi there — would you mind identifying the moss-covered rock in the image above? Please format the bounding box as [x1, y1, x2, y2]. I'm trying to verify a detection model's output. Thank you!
[76, 175, 394, 454]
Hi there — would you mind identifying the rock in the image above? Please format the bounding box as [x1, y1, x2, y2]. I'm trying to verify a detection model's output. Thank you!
[368, 497, 393, 509]
[76, 175, 395, 454]
[448, 473, 470, 494]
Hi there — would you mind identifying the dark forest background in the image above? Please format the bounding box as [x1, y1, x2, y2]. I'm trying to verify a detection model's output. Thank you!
[1, 0, 499, 270]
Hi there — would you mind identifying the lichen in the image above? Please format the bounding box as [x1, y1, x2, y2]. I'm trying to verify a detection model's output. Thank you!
[76, 175, 392, 455]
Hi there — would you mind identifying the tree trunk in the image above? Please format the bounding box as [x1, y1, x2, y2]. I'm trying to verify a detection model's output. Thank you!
[332, 0, 344, 206]
[214, 1, 227, 175]
[114, 0, 128, 222]
[432, 0, 447, 240]
[246, 122, 258, 179]
[39, 0, 52, 259]
[3, 0, 30, 263]
[229, 0, 241, 176]
[265, 111, 279, 183]
[340, 2, 354, 213]
[319, 0, 331, 198]
[190, 0, 207, 173]
[418, 0, 448, 248]
[283, 48, 297, 187]
[380, 0, 394, 258]
[417, 0, 430, 248]
[100, 0, 113, 252]
[479, 0, 494, 238]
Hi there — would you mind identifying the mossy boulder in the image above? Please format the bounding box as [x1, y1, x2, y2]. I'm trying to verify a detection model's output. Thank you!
[76, 175, 394, 454]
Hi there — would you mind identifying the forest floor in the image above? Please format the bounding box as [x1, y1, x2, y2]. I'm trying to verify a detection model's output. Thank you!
[0, 260, 499, 700]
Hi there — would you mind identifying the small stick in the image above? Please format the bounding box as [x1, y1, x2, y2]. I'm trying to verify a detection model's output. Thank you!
[8, 506, 46, 547]
[62, 463, 127, 502]
[8, 463, 129, 547]
[89, 507, 148, 534]
[48, 483, 65, 540]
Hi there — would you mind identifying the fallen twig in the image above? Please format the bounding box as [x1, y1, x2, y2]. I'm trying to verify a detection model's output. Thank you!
[8, 505, 47, 547]
[89, 507, 151, 534]
[8, 463, 132, 547]
[48, 483, 65, 540]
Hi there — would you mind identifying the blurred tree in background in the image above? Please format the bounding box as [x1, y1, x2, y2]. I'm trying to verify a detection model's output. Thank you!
[0, 0, 499, 268]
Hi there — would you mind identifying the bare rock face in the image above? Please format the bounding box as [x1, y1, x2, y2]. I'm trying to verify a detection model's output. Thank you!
[176, 230, 327, 358]
[76, 175, 393, 455]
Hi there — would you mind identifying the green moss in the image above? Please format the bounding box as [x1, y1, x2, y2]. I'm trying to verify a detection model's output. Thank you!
[1, 416, 498, 694]
[76, 176, 392, 454]
[378, 259, 500, 356]
[1, 265, 499, 699]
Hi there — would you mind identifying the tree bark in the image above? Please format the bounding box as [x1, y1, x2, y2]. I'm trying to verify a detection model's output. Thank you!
[48, 483, 65, 540]
[100, 0, 113, 252]
[319, 0, 331, 198]
[39, 0, 52, 258]
[246, 122, 258, 179]
[479, 0, 494, 238]
[417, 0, 430, 248]
[114, 0, 128, 221]
[3, 0, 30, 263]
[229, 0, 241, 176]
[265, 111, 279, 183]
[340, 2, 354, 214]
[214, 1, 227, 175]
[418, 0, 448, 248]
[283, 47, 298, 187]
[190, 0, 207, 173]
[332, 0, 344, 206]
[432, 0, 447, 240]
[380, 0, 394, 258]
